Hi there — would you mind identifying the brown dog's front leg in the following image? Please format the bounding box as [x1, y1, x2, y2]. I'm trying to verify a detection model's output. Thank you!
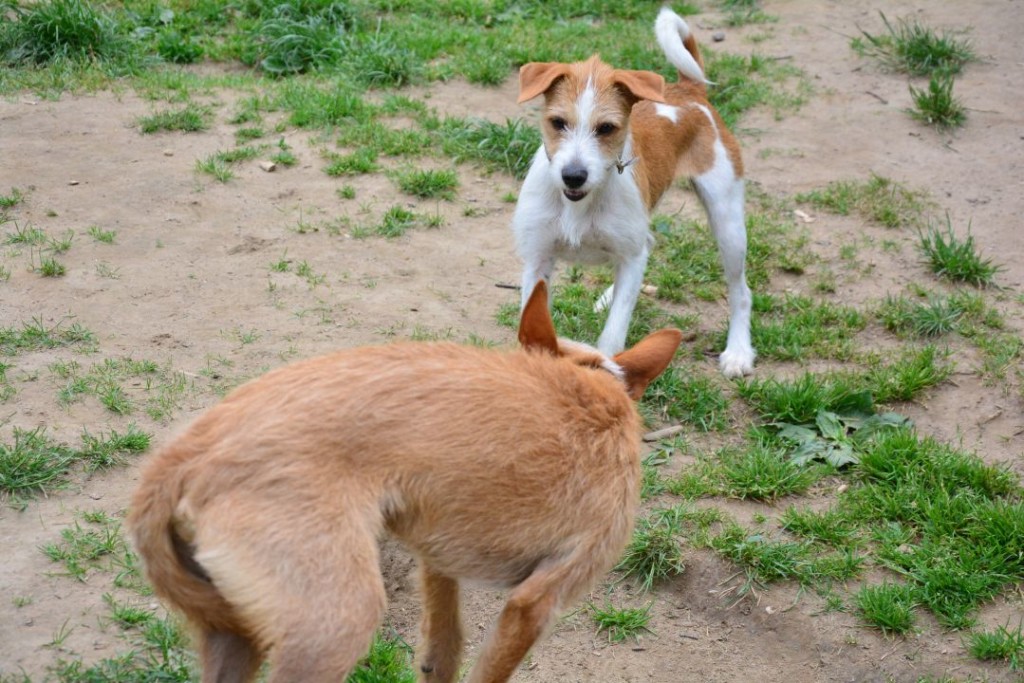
[418, 566, 463, 683]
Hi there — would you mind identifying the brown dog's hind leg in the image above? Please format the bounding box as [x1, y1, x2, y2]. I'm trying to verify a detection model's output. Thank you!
[199, 630, 261, 683]
[463, 553, 601, 683]
[417, 566, 463, 683]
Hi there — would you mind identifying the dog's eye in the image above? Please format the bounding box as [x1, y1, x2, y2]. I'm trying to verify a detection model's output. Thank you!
[595, 122, 617, 137]
[549, 117, 568, 132]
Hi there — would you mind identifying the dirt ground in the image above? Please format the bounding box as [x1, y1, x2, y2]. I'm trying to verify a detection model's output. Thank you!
[2, 0, 1023, 681]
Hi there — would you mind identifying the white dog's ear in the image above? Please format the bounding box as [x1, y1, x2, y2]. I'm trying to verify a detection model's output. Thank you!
[612, 69, 667, 105]
[518, 62, 571, 103]
[613, 328, 683, 399]
[518, 281, 559, 355]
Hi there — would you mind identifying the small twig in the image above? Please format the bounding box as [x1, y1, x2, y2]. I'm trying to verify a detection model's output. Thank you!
[865, 91, 889, 105]
[494, 282, 520, 290]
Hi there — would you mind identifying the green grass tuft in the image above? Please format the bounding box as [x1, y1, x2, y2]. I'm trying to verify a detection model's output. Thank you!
[918, 215, 999, 287]
[853, 12, 975, 77]
[909, 72, 967, 129]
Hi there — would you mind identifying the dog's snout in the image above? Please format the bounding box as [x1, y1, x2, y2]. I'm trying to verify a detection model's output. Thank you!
[562, 166, 588, 189]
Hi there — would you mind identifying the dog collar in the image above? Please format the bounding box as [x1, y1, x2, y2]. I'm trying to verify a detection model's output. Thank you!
[614, 155, 637, 174]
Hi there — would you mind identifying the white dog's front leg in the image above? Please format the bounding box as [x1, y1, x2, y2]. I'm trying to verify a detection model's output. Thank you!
[521, 256, 555, 310]
[597, 253, 647, 356]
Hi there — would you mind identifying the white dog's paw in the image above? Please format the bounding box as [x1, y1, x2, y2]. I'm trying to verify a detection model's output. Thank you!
[719, 347, 755, 379]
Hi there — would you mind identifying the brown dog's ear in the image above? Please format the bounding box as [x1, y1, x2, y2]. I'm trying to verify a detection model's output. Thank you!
[518, 62, 571, 103]
[612, 69, 667, 105]
[613, 328, 683, 400]
[518, 281, 559, 355]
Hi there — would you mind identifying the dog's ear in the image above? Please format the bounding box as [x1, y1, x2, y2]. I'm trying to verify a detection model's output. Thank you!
[612, 69, 666, 105]
[518, 62, 571, 103]
[613, 328, 683, 400]
[518, 281, 559, 355]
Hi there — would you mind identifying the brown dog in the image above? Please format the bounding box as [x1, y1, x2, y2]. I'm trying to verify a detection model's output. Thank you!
[128, 281, 682, 683]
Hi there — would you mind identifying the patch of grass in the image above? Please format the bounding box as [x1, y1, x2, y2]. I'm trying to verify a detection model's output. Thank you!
[855, 582, 917, 635]
[878, 290, 998, 339]
[251, 5, 348, 76]
[103, 593, 154, 630]
[737, 372, 872, 426]
[48, 229, 74, 254]
[80, 425, 150, 470]
[390, 168, 458, 200]
[780, 505, 861, 548]
[641, 367, 729, 431]
[918, 216, 999, 287]
[270, 138, 297, 166]
[710, 523, 814, 592]
[275, 80, 372, 129]
[138, 103, 211, 134]
[863, 345, 952, 403]
[852, 12, 974, 77]
[589, 601, 654, 643]
[87, 225, 117, 243]
[438, 117, 540, 180]
[347, 632, 417, 683]
[38, 256, 66, 277]
[747, 293, 866, 362]
[909, 72, 966, 129]
[1, 317, 95, 355]
[704, 50, 807, 129]
[5, 222, 47, 246]
[195, 156, 234, 182]
[0, 0, 142, 70]
[0, 187, 24, 208]
[324, 148, 380, 176]
[796, 174, 929, 229]
[0, 427, 77, 502]
[716, 441, 820, 500]
[967, 622, 1024, 672]
[616, 506, 688, 592]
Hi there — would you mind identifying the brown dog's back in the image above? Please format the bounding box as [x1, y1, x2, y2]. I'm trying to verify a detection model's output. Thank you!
[128, 283, 681, 682]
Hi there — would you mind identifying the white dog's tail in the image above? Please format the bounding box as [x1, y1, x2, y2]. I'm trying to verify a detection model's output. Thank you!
[655, 7, 709, 85]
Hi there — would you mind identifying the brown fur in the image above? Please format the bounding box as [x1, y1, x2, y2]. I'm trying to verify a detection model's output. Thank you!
[128, 282, 682, 683]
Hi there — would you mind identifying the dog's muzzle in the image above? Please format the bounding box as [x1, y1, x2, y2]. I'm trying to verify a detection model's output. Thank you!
[561, 165, 589, 202]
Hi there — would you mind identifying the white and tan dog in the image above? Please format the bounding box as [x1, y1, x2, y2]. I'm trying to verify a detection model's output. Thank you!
[513, 7, 755, 377]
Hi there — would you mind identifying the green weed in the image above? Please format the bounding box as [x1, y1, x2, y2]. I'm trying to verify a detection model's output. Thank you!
[852, 13, 974, 77]
[390, 168, 458, 200]
[909, 72, 966, 129]
[796, 174, 929, 229]
[855, 582, 917, 635]
[87, 225, 117, 243]
[918, 216, 999, 286]
[616, 506, 688, 591]
[138, 103, 211, 133]
[589, 601, 654, 643]
[967, 622, 1024, 672]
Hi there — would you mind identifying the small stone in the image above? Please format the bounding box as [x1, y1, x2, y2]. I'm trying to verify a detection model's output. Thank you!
[163, 149, 174, 156]
[712, 31, 726, 42]
[259, 161, 277, 172]
[68, 180, 79, 186]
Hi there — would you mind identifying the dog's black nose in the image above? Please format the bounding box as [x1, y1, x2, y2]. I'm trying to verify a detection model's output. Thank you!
[562, 166, 588, 189]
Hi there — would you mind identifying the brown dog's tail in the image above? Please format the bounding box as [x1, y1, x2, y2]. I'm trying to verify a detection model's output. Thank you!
[127, 448, 236, 631]
[654, 7, 709, 85]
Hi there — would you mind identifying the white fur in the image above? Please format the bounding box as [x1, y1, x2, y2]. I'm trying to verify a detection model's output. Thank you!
[654, 103, 680, 123]
[654, 7, 709, 84]
[513, 8, 755, 377]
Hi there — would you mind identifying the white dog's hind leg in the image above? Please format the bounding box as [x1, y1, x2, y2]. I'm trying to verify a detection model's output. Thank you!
[694, 170, 755, 378]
